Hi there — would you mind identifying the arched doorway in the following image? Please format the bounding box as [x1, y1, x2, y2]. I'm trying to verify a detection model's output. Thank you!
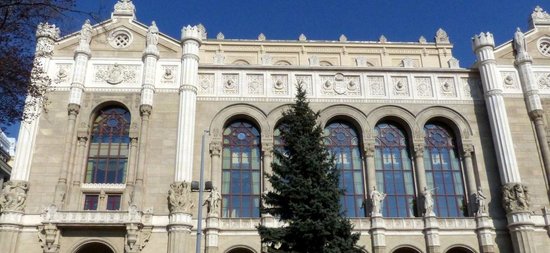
[226, 247, 255, 253]
[75, 242, 114, 253]
[392, 246, 421, 253]
[446, 247, 475, 253]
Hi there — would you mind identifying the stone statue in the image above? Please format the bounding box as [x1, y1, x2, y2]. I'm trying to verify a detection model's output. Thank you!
[502, 183, 530, 213]
[203, 187, 222, 215]
[369, 186, 386, 216]
[475, 186, 487, 216]
[423, 186, 435, 216]
[80, 19, 93, 45]
[168, 182, 194, 213]
[513, 28, 527, 56]
[0, 181, 29, 212]
[146, 21, 159, 47]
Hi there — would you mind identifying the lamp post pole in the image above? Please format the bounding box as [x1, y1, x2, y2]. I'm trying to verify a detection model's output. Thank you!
[196, 130, 209, 253]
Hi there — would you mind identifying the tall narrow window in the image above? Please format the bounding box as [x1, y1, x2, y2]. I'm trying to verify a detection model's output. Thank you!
[424, 123, 466, 217]
[374, 122, 415, 217]
[221, 121, 261, 218]
[324, 122, 365, 217]
[85, 106, 130, 184]
[273, 123, 288, 162]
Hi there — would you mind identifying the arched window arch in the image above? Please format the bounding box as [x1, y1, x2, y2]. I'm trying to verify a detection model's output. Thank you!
[374, 122, 415, 217]
[324, 121, 366, 217]
[424, 123, 467, 217]
[221, 120, 261, 218]
[85, 106, 130, 184]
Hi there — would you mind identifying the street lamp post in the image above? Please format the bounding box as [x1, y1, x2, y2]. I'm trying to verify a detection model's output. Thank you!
[192, 130, 211, 253]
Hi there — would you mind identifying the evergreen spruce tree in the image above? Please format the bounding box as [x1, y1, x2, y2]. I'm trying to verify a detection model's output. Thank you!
[257, 84, 361, 253]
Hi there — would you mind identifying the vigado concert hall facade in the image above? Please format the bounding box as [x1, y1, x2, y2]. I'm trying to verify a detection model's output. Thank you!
[1, 1, 550, 253]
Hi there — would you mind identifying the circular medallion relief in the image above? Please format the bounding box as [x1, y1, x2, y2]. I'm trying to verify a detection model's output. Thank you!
[108, 29, 133, 49]
[537, 37, 550, 57]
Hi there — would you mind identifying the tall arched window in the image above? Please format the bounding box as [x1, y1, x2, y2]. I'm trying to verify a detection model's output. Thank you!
[374, 122, 415, 217]
[85, 106, 130, 184]
[222, 120, 261, 218]
[324, 122, 365, 217]
[424, 123, 466, 217]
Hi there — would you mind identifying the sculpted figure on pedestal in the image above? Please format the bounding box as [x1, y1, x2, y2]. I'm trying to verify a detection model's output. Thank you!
[423, 186, 435, 216]
[0, 181, 29, 212]
[168, 182, 194, 213]
[475, 186, 488, 216]
[513, 28, 527, 57]
[203, 187, 222, 216]
[370, 186, 386, 216]
[502, 183, 530, 213]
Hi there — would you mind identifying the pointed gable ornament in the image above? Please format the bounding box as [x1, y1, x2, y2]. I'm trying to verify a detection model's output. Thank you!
[418, 36, 427, 44]
[113, 0, 136, 19]
[379, 35, 387, 43]
[197, 23, 207, 40]
[258, 33, 266, 41]
[299, 33, 307, 41]
[435, 28, 450, 44]
[339, 34, 347, 42]
[216, 32, 225, 40]
[530, 6, 550, 28]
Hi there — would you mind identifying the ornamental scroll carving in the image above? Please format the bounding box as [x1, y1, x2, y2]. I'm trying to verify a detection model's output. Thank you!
[125, 223, 152, 253]
[320, 73, 360, 96]
[502, 183, 530, 213]
[94, 64, 139, 85]
[168, 182, 194, 213]
[0, 181, 29, 212]
[38, 223, 60, 253]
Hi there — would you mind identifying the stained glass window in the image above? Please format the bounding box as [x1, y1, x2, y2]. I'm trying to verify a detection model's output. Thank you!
[374, 123, 416, 217]
[324, 122, 366, 217]
[85, 106, 130, 184]
[221, 121, 261, 218]
[83, 195, 99, 210]
[106, 194, 122, 211]
[424, 123, 466, 217]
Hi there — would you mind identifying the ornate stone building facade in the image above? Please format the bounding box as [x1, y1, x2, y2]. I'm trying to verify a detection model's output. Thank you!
[1, 1, 550, 253]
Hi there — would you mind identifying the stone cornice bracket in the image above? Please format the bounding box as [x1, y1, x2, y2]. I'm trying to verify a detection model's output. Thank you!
[502, 183, 531, 213]
[38, 223, 60, 253]
[168, 181, 194, 214]
[0, 180, 29, 213]
[530, 6, 550, 28]
[112, 0, 136, 19]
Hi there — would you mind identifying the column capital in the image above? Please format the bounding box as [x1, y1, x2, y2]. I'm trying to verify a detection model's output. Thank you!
[528, 109, 544, 121]
[413, 144, 425, 158]
[502, 183, 531, 214]
[262, 143, 274, 157]
[140, 104, 153, 117]
[67, 103, 80, 116]
[463, 144, 474, 157]
[168, 181, 194, 214]
[364, 143, 375, 158]
[209, 142, 222, 156]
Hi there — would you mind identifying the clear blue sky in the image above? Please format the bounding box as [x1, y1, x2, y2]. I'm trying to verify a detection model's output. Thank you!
[2, 0, 547, 137]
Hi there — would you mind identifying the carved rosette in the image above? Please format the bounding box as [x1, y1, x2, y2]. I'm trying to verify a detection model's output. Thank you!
[0, 181, 29, 212]
[502, 183, 530, 213]
[38, 223, 60, 253]
[168, 182, 194, 214]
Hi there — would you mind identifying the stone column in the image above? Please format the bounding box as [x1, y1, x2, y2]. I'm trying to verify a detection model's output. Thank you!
[168, 25, 202, 253]
[261, 143, 275, 226]
[54, 20, 92, 208]
[462, 144, 479, 216]
[413, 143, 428, 214]
[68, 134, 89, 209]
[124, 136, 139, 209]
[209, 142, 222, 191]
[0, 23, 59, 253]
[473, 32, 536, 253]
[513, 28, 550, 188]
[364, 142, 376, 194]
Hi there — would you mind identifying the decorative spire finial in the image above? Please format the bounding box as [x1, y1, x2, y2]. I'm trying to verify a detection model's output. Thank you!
[216, 32, 225, 40]
[258, 33, 266, 41]
[379, 35, 387, 43]
[298, 33, 307, 41]
[36, 22, 60, 40]
[339, 34, 347, 42]
[113, 0, 136, 19]
[435, 28, 450, 44]
[530, 5, 550, 28]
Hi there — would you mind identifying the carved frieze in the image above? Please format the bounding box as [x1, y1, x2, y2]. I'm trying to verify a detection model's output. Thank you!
[536, 72, 550, 89]
[368, 76, 386, 96]
[53, 64, 72, 84]
[0, 180, 29, 212]
[168, 182, 194, 214]
[222, 74, 239, 95]
[198, 73, 215, 95]
[295, 75, 313, 95]
[271, 74, 288, 95]
[94, 64, 139, 85]
[501, 72, 519, 90]
[438, 77, 457, 97]
[247, 74, 264, 95]
[415, 77, 433, 97]
[392, 76, 409, 97]
[502, 183, 530, 213]
[320, 73, 360, 96]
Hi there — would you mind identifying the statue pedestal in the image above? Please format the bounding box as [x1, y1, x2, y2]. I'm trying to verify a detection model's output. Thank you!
[423, 215, 440, 253]
[475, 213, 495, 253]
[370, 215, 385, 253]
[167, 212, 193, 253]
[205, 214, 220, 253]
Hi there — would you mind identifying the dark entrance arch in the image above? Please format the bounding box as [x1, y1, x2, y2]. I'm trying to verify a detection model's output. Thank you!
[75, 242, 114, 253]
[226, 247, 255, 253]
[446, 247, 475, 253]
[392, 247, 421, 253]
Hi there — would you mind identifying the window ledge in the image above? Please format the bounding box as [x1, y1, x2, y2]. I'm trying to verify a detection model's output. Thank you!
[81, 183, 126, 190]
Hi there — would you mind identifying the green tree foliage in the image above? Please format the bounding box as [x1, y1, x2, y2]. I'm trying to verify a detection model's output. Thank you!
[258, 84, 362, 253]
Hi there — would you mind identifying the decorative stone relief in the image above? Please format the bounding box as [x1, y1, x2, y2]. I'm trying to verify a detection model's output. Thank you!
[247, 74, 264, 95]
[532, 6, 550, 26]
[54, 64, 72, 84]
[502, 183, 530, 213]
[271, 74, 289, 95]
[368, 76, 386, 96]
[320, 73, 360, 96]
[401, 58, 414, 68]
[438, 77, 457, 97]
[308, 56, 319, 66]
[0, 181, 29, 212]
[536, 72, 550, 89]
[501, 72, 519, 90]
[168, 182, 194, 213]
[222, 74, 239, 95]
[379, 35, 387, 43]
[415, 77, 433, 97]
[213, 52, 225, 65]
[448, 57, 460, 68]
[295, 75, 313, 95]
[38, 223, 60, 253]
[94, 64, 139, 85]
[462, 78, 481, 99]
[355, 56, 368, 67]
[392, 76, 409, 96]
[203, 187, 221, 216]
[198, 73, 215, 95]
[125, 223, 152, 253]
[261, 54, 272, 65]
[419, 36, 427, 44]
[160, 65, 177, 84]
